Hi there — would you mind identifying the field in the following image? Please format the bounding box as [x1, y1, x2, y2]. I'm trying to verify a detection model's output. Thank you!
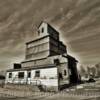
[0, 79, 100, 100]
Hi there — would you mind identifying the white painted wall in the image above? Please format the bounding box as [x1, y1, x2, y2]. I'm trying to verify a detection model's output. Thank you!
[29, 67, 58, 86]
[5, 71, 27, 84]
[38, 22, 48, 37]
[5, 67, 58, 87]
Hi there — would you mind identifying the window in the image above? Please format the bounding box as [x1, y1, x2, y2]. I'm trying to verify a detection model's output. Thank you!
[64, 70, 67, 76]
[59, 73, 63, 79]
[18, 72, 24, 79]
[35, 70, 40, 77]
[41, 27, 44, 33]
[9, 73, 12, 78]
[28, 72, 31, 78]
[54, 59, 60, 65]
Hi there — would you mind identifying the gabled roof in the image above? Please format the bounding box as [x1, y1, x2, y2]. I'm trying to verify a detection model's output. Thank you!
[62, 54, 78, 62]
[38, 21, 59, 35]
[37, 21, 46, 29]
[67, 55, 78, 62]
[26, 21, 60, 45]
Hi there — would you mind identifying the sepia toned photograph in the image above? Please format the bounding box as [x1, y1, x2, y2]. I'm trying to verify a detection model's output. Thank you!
[0, 0, 100, 100]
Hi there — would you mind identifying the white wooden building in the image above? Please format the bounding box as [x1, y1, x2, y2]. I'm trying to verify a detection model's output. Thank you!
[5, 22, 79, 91]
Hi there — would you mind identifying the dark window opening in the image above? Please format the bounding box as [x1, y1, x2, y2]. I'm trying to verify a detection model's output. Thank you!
[0, 75, 5, 80]
[59, 73, 63, 80]
[9, 73, 12, 78]
[18, 72, 24, 79]
[41, 28, 44, 33]
[35, 70, 40, 77]
[54, 59, 60, 65]
[14, 63, 21, 69]
[64, 70, 67, 76]
[28, 72, 31, 78]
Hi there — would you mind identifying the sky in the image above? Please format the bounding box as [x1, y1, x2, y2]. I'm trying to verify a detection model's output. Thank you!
[0, 0, 100, 70]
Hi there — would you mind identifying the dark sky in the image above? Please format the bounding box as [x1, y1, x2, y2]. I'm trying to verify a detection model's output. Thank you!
[0, 0, 100, 70]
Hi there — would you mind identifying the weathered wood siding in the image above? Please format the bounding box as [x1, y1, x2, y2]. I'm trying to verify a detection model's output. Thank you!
[58, 63, 70, 85]
[26, 37, 50, 60]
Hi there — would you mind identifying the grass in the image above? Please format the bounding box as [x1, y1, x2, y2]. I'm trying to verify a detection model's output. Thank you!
[0, 79, 100, 100]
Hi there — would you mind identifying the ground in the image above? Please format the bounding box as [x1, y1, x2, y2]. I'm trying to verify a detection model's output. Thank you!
[0, 79, 100, 100]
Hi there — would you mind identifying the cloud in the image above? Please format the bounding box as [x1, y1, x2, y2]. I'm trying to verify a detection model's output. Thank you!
[0, 0, 100, 70]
